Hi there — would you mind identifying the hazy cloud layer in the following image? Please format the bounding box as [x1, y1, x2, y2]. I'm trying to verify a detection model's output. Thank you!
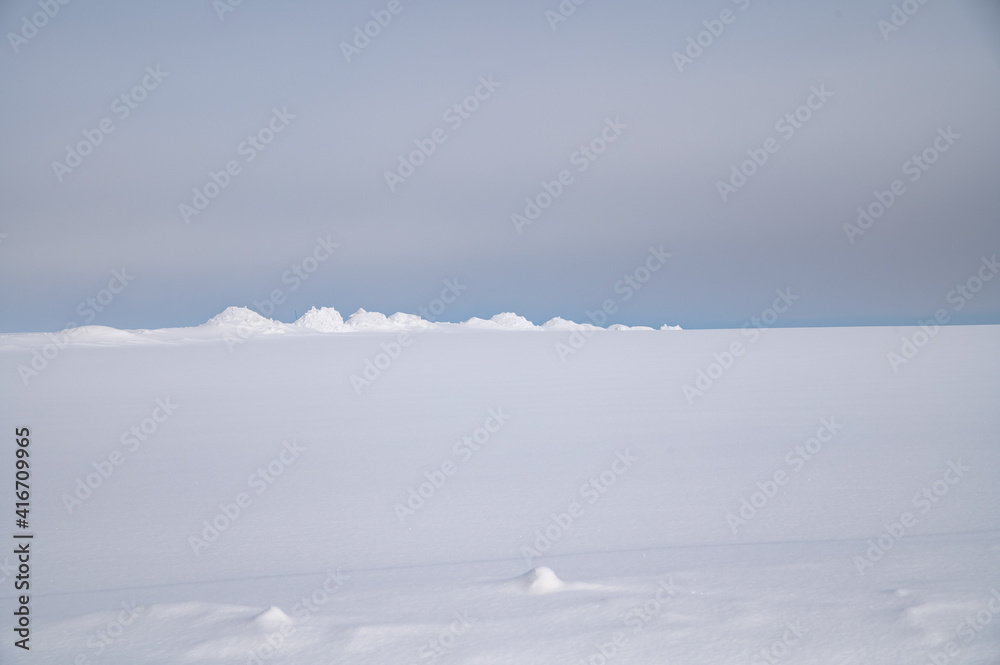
[1, 0, 998, 332]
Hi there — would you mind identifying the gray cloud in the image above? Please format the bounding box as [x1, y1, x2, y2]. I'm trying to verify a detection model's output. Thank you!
[1, 0, 998, 332]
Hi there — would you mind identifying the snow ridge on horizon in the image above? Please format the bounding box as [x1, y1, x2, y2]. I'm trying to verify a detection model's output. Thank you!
[250, 306, 682, 333]
[0, 306, 682, 341]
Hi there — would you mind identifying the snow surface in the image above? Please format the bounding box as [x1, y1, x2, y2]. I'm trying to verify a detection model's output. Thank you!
[293, 306, 346, 332]
[540, 317, 599, 331]
[205, 306, 288, 334]
[1, 311, 998, 664]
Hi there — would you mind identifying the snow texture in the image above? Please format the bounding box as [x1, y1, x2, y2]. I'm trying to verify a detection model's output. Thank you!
[1, 317, 997, 664]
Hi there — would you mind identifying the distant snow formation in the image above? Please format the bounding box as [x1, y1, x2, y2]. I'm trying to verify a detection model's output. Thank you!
[0, 306, 683, 344]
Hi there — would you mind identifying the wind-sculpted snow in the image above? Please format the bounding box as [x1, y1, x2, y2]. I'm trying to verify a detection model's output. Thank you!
[293, 306, 346, 332]
[0, 306, 682, 347]
[205, 306, 282, 330]
[461, 312, 540, 330]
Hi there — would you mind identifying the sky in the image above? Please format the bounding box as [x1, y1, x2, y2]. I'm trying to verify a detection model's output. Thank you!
[1, 0, 999, 332]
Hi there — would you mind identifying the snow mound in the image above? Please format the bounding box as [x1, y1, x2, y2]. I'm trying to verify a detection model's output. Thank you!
[0, 307, 683, 347]
[62, 325, 136, 343]
[505, 567, 616, 596]
[204, 306, 284, 333]
[252, 605, 293, 629]
[462, 317, 497, 328]
[294, 306, 346, 332]
[291, 309, 670, 333]
[490, 312, 538, 329]
[463, 312, 539, 330]
[540, 317, 598, 331]
[607, 323, 656, 331]
[516, 566, 566, 594]
[388, 312, 437, 330]
[293, 308, 437, 332]
[344, 308, 398, 331]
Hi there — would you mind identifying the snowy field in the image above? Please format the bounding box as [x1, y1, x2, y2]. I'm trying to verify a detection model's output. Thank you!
[1, 308, 998, 664]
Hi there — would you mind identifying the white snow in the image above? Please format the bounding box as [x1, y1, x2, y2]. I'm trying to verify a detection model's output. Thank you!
[607, 323, 656, 331]
[0, 307, 683, 346]
[1, 316, 997, 664]
[293, 306, 346, 332]
[343, 308, 395, 330]
[461, 312, 540, 330]
[252, 605, 294, 629]
[59, 325, 138, 343]
[540, 317, 598, 331]
[516, 566, 567, 594]
[205, 306, 287, 333]
[386, 312, 436, 330]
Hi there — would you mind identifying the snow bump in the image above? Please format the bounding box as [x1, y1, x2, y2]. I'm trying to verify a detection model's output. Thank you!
[294, 306, 347, 332]
[252, 605, 294, 630]
[204, 306, 285, 333]
[517, 566, 566, 594]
